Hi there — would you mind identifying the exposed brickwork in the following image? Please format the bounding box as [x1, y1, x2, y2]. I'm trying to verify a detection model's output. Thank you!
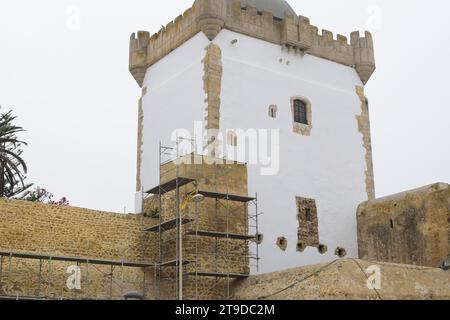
[356, 86, 376, 200]
[203, 43, 223, 155]
[296, 197, 319, 250]
[357, 183, 450, 268]
[135, 87, 146, 192]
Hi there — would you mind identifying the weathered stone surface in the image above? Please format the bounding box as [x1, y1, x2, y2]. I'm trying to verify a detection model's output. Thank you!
[357, 183, 450, 268]
[356, 86, 376, 200]
[296, 197, 319, 248]
[203, 43, 223, 155]
[135, 87, 146, 192]
[231, 259, 450, 300]
[0, 199, 158, 299]
[1, 181, 449, 300]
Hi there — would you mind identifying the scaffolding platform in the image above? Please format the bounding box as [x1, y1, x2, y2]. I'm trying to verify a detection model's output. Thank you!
[146, 141, 260, 300]
[0, 251, 153, 268]
[145, 218, 194, 233]
[186, 230, 255, 240]
[189, 272, 249, 279]
[0, 295, 70, 301]
[145, 177, 196, 195]
[159, 260, 192, 268]
[197, 190, 256, 203]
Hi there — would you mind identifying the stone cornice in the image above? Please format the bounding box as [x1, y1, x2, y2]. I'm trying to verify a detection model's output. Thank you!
[129, 0, 375, 87]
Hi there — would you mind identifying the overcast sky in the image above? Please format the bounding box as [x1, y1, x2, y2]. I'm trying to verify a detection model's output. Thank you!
[0, 0, 449, 213]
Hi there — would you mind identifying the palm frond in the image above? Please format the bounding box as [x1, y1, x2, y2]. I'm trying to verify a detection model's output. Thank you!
[0, 106, 30, 198]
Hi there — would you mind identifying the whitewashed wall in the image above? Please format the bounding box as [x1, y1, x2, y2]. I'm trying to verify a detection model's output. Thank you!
[137, 32, 210, 210]
[138, 29, 369, 274]
[215, 30, 368, 273]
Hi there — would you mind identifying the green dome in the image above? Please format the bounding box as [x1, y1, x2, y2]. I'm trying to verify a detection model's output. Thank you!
[240, 0, 297, 20]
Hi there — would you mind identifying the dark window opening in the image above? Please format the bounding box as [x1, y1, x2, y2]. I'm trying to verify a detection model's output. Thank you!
[293, 99, 308, 125]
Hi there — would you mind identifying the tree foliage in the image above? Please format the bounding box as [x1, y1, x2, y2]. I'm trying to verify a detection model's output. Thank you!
[0, 107, 32, 198]
[22, 187, 70, 206]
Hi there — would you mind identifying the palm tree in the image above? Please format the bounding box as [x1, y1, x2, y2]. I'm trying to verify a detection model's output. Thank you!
[0, 107, 32, 198]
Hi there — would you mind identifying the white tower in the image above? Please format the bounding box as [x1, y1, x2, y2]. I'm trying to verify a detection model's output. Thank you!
[130, 0, 376, 273]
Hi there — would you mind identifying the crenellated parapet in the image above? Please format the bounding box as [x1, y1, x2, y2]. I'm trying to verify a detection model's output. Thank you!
[129, 0, 376, 86]
[129, 6, 200, 86]
[281, 15, 313, 51]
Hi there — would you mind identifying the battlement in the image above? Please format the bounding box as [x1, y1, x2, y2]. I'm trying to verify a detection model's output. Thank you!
[350, 31, 376, 84]
[129, 7, 200, 86]
[129, 0, 376, 86]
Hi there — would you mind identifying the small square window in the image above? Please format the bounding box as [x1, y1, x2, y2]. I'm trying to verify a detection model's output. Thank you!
[268, 105, 277, 118]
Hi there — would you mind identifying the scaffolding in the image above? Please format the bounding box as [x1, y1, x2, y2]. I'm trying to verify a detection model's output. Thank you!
[0, 251, 153, 300]
[0, 138, 260, 301]
[142, 139, 260, 300]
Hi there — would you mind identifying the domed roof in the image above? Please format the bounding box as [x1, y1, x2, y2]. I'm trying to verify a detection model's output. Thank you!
[240, 0, 297, 20]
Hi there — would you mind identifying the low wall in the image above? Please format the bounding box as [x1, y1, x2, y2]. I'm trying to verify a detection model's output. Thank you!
[231, 259, 450, 300]
[0, 199, 158, 299]
[357, 183, 450, 268]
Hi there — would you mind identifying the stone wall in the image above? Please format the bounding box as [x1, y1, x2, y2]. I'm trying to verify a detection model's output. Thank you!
[203, 42, 223, 152]
[231, 259, 450, 300]
[356, 86, 376, 200]
[0, 199, 158, 299]
[0, 156, 253, 300]
[357, 183, 450, 268]
[1, 182, 449, 300]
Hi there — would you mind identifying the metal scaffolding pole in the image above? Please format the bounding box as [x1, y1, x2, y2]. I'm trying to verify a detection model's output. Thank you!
[144, 140, 260, 301]
[0, 256, 3, 287]
[0, 251, 152, 300]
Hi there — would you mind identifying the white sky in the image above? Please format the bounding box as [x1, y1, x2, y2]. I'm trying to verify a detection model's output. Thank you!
[0, 0, 449, 213]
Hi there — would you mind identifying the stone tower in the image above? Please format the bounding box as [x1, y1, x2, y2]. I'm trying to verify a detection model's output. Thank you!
[130, 0, 376, 276]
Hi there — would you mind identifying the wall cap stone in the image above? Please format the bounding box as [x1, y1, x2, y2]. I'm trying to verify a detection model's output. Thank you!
[358, 182, 449, 209]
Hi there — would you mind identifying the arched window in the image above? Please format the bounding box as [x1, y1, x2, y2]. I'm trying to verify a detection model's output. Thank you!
[290, 96, 312, 136]
[293, 99, 308, 125]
